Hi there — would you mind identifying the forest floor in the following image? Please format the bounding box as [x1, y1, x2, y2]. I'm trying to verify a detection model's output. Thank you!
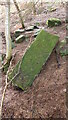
[0, 2, 67, 118]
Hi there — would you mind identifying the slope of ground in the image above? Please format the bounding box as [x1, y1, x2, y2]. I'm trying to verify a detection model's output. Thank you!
[0, 2, 66, 118]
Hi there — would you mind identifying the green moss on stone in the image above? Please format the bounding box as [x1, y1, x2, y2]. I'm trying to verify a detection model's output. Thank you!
[46, 18, 61, 27]
[8, 30, 59, 90]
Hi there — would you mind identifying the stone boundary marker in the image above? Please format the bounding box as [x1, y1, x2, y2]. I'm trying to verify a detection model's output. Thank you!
[8, 30, 59, 90]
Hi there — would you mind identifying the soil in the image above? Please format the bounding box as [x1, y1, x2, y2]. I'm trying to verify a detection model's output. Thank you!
[0, 2, 66, 118]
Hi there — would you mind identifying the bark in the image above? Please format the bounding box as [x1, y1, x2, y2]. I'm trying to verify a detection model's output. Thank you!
[5, 0, 12, 61]
[13, 0, 25, 28]
[32, 0, 36, 15]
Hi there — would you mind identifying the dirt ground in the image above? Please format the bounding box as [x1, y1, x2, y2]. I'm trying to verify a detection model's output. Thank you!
[0, 2, 66, 118]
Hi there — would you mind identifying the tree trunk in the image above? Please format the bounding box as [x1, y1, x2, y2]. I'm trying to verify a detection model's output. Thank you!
[13, 0, 25, 28]
[5, 0, 12, 61]
[32, 0, 36, 15]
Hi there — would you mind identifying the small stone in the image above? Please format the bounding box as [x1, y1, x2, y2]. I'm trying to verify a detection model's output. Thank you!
[25, 26, 34, 31]
[15, 35, 25, 43]
[33, 29, 40, 37]
[48, 8, 56, 12]
[46, 18, 61, 27]
[63, 89, 66, 92]
[15, 29, 25, 37]
[66, 26, 68, 30]
[25, 25, 39, 31]
[66, 19, 68, 23]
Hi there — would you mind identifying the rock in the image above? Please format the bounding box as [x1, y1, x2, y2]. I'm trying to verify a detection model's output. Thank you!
[33, 29, 40, 37]
[25, 25, 39, 31]
[60, 48, 68, 56]
[63, 89, 66, 92]
[65, 36, 68, 41]
[15, 35, 25, 43]
[56, 39, 66, 54]
[8, 30, 59, 90]
[59, 40, 66, 49]
[14, 26, 39, 38]
[15, 29, 25, 37]
[66, 26, 68, 30]
[56, 39, 68, 56]
[66, 19, 68, 23]
[25, 26, 34, 31]
[48, 7, 56, 12]
[46, 18, 61, 27]
[57, 39, 68, 56]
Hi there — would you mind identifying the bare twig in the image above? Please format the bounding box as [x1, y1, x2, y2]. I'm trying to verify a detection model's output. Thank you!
[13, 0, 25, 28]
[0, 74, 8, 119]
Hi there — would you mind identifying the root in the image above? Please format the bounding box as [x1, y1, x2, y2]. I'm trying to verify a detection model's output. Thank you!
[0, 74, 8, 119]
[0, 36, 32, 119]
[0, 56, 21, 119]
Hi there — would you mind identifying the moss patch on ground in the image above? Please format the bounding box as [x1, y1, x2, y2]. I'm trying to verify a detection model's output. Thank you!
[8, 30, 59, 90]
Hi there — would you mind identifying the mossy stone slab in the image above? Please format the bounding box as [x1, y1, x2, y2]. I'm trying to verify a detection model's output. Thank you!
[8, 30, 59, 90]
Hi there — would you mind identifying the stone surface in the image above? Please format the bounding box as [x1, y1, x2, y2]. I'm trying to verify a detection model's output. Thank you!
[60, 46, 68, 56]
[15, 34, 25, 43]
[15, 29, 25, 37]
[56, 39, 68, 56]
[46, 18, 61, 27]
[8, 30, 59, 90]
[25, 25, 39, 31]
